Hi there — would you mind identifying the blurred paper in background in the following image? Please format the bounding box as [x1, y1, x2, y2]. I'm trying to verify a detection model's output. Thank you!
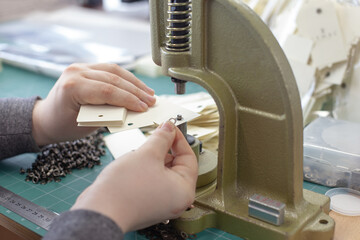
[0, 6, 151, 77]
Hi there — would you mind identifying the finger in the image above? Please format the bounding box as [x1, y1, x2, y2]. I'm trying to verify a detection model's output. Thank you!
[139, 121, 176, 162]
[74, 79, 148, 112]
[82, 70, 156, 107]
[164, 153, 174, 165]
[170, 127, 198, 181]
[89, 63, 155, 96]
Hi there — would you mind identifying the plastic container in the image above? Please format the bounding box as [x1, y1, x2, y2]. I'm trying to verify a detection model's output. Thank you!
[325, 188, 360, 216]
[303, 117, 360, 190]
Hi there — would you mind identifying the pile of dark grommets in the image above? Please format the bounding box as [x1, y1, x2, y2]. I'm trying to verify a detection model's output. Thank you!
[20, 128, 107, 184]
[138, 222, 196, 240]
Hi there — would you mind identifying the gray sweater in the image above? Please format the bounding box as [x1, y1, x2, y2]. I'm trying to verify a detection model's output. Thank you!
[0, 97, 124, 240]
[0, 97, 40, 159]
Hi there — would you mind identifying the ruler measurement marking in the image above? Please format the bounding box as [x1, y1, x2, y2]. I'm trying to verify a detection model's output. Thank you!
[0, 186, 58, 230]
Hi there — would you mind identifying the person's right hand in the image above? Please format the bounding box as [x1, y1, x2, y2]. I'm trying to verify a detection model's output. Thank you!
[71, 120, 198, 232]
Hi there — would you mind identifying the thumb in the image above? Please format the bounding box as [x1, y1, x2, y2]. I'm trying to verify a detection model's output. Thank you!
[139, 121, 176, 161]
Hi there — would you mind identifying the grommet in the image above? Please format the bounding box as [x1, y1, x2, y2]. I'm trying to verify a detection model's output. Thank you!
[169, 118, 177, 124]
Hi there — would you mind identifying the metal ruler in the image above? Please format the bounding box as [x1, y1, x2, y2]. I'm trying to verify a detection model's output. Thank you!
[0, 186, 59, 230]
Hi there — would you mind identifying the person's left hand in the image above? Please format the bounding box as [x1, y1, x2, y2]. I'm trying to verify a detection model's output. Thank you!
[32, 63, 156, 146]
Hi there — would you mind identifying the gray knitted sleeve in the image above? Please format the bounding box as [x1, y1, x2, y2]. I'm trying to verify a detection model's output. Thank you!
[0, 97, 41, 160]
[43, 210, 124, 240]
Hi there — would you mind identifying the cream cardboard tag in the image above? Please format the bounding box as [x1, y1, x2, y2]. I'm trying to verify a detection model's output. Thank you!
[260, 0, 281, 23]
[270, 0, 304, 45]
[187, 125, 218, 141]
[334, 65, 360, 122]
[283, 34, 313, 64]
[335, 3, 360, 47]
[296, 0, 347, 69]
[289, 59, 316, 98]
[322, 62, 347, 85]
[107, 98, 200, 133]
[160, 92, 216, 113]
[314, 82, 332, 97]
[148, 125, 218, 142]
[77, 104, 127, 127]
[104, 129, 147, 159]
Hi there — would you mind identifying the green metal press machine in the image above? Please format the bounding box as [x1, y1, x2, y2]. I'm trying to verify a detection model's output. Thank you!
[149, 0, 335, 239]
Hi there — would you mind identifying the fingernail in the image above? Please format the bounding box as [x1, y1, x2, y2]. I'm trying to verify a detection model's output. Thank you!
[146, 86, 155, 95]
[146, 94, 156, 104]
[139, 101, 148, 111]
[160, 120, 175, 132]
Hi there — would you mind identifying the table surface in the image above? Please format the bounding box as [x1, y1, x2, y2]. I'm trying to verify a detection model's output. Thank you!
[0, 63, 349, 240]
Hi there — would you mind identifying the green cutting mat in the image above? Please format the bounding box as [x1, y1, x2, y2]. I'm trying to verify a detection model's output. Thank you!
[0, 64, 330, 239]
[0, 151, 245, 240]
[0, 152, 328, 240]
[0, 152, 111, 236]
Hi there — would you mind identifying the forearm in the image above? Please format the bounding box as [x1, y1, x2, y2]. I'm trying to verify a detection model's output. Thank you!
[0, 97, 40, 160]
[43, 210, 124, 240]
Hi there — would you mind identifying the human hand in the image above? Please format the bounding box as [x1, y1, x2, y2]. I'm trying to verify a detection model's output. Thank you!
[32, 63, 156, 146]
[71, 121, 198, 232]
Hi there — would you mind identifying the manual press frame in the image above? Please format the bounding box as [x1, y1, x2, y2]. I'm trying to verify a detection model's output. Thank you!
[150, 0, 335, 239]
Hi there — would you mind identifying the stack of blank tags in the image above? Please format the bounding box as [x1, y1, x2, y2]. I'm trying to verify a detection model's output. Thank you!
[265, 0, 360, 124]
[76, 97, 200, 133]
[159, 92, 219, 146]
[77, 105, 127, 127]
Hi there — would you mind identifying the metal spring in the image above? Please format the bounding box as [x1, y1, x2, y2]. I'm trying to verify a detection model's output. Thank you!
[165, 0, 192, 52]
